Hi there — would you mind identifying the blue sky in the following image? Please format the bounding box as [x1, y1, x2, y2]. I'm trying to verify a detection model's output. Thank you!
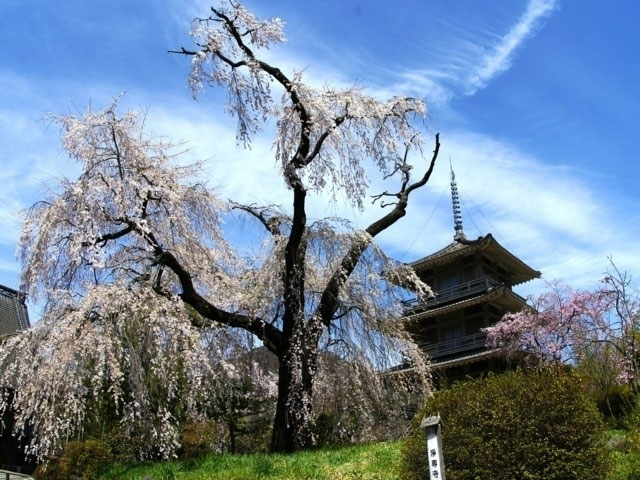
[1, 0, 639, 318]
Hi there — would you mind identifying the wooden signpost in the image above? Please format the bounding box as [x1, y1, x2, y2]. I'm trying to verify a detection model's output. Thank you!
[421, 414, 445, 480]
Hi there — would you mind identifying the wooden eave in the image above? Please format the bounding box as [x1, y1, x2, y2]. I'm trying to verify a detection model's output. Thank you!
[409, 234, 540, 286]
[430, 348, 502, 370]
[381, 348, 504, 377]
[403, 286, 528, 325]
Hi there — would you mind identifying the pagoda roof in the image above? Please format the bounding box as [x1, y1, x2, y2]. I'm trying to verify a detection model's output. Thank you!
[429, 348, 502, 370]
[403, 286, 528, 324]
[409, 234, 540, 286]
[382, 349, 503, 377]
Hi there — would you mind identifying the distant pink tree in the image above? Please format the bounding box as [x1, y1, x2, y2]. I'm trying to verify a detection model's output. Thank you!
[485, 266, 640, 393]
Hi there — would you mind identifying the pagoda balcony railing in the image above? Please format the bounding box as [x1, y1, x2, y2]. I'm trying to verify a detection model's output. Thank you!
[420, 332, 488, 359]
[404, 276, 502, 313]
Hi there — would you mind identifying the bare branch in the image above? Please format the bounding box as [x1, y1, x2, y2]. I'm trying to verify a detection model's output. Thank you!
[371, 191, 399, 205]
[405, 133, 440, 195]
[167, 47, 199, 55]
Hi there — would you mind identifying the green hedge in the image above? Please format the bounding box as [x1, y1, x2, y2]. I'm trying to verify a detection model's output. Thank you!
[400, 368, 608, 480]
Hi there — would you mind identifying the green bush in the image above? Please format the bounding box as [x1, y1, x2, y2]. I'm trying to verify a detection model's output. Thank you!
[609, 448, 640, 480]
[180, 420, 218, 458]
[64, 439, 113, 479]
[589, 383, 635, 427]
[400, 368, 608, 480]
[104, 427, 147, 463]
[313, 412, 337, 447]
[622, 397, 640, 431]
[33, 460, 68, 480]
[35, 439, 113, 480]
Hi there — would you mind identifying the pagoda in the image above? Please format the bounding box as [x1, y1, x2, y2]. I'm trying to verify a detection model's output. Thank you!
[403, 168, 540, 383]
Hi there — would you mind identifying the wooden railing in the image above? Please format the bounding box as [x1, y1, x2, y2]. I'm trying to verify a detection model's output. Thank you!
[0, 469, 33, 479]
[404, 276, 501, 313]
[420, 332, 488, 358]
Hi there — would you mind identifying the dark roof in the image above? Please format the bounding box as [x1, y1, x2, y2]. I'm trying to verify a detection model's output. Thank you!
[409, 233, 541, 286]
[0, 285, 30, 336]
[403, 286, 529, 324]
[430, 348, 502, 370]
[409, 234, 483, 266]
[382, 349, 504, 377]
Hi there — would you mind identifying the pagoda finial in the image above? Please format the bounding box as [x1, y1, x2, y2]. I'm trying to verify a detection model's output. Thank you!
[450, 160, 465, 241]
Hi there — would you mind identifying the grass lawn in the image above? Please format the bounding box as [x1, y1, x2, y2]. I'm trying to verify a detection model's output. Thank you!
[100, 441, 402, 480]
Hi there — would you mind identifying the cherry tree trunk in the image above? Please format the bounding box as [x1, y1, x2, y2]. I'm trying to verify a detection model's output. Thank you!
[270, 345, 317, 452]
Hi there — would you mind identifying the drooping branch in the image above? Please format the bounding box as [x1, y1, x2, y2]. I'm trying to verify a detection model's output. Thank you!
[173, 6, 316, 180]
[132, 226, 284, 352]
[230, 201, 283, 236]
[81, 224, 133, 247]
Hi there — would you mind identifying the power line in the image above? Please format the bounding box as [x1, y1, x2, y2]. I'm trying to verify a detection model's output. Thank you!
[399, 184, 448, 261]
[459, 195, 482, 238]
[459, 184, 514, 252]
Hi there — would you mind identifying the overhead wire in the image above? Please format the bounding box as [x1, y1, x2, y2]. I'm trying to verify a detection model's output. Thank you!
[459, 184, 514, 252]
[398, 183, 448, 261]
[459, 195, 482, 238]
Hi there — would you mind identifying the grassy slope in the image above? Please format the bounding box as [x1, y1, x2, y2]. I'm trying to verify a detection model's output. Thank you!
[100, 431, 640, 480]
[100, 441, 402, 480]
[606, 429, 640, 480]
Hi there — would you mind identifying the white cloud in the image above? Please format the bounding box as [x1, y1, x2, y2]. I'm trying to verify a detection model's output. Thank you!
[372, 0, 559, 104]
[465, 0, 558, 94]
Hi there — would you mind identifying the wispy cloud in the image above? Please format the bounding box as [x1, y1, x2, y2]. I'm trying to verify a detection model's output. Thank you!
[363, 0, 559, 105]
[464, 0, 558, 94]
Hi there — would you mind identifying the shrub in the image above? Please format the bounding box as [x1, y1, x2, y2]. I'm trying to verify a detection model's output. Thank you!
[622, 397, 640, 431]
[33, 460, 67, 480]
[313, 412, 337, 447]
[589, 383, 635, 426]
[104, 426, 154, 463]
[232, 414, 272, 453]
[180, 421, 220, 458]
[400, 368, 608, 480]
[34, 439, 113, 480]
[64, 439, 113, 479]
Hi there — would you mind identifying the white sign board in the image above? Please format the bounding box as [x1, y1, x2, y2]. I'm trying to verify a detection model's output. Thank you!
[426, 430, 444, 480]
[421, 415, 445, 480]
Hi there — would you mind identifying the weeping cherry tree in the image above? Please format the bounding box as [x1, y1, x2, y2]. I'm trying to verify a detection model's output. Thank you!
[1, 1, 441, 456]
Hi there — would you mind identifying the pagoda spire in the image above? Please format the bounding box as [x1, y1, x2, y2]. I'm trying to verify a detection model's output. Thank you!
[450, 161, 465, 241]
